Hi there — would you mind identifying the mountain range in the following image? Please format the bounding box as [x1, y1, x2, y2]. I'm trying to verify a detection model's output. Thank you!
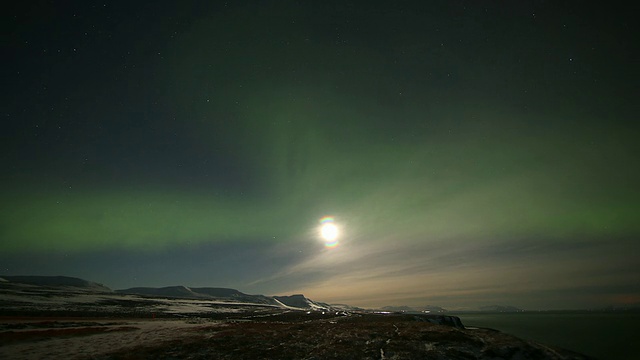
[0, 275, 331, 311]
[0, 275, 111, 292]
[1, 275, 527, 312]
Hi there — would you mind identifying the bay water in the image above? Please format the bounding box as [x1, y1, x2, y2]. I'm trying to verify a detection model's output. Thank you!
[454, 311, 638, 360]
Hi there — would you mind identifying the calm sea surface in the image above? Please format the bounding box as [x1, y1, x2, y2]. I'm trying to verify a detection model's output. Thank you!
[454, 311, 638, 360]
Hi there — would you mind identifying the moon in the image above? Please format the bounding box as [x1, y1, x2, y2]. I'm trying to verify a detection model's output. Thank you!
[319, 216, 340, 248]
[321, 223, 338, 241]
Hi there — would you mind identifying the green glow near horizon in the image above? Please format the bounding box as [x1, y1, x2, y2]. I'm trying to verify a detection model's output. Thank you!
[2, 10, 638, 253]
[2, 96, 638, 253]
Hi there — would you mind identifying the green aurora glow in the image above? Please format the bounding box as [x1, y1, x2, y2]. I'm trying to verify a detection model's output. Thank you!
[3, 97, 637, 252]
[3, 1, 638, 310]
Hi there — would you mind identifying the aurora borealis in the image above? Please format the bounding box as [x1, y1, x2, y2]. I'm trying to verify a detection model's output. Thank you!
[3, 1, 638, 310]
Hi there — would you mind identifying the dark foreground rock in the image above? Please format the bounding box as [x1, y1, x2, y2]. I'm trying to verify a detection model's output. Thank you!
[0, 279, 594, 359]
[94, 313, 592, 360]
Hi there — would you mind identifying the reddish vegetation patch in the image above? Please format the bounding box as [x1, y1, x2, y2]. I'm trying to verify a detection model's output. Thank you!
[0, 325, 138, 345]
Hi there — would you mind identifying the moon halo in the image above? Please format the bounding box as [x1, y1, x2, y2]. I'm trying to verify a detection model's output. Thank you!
[319, 216, 340, 248]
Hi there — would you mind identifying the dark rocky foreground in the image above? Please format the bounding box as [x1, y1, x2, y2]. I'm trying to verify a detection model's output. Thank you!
[0, 311, 595, 359]
[89, 312, 591, 360]
[0, 278, 594, 359]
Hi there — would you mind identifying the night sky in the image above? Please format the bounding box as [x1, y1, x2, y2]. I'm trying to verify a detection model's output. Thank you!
[3, 1, 638, 310]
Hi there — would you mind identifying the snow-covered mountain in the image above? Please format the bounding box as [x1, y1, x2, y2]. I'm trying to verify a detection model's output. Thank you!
[116, 286, 204, 298]
[0, 275, 341, 317]
[273, 294, 332, 311]
[116, 286, 281, 306]
[0, 275, 112, 292]
[1, 275, 333, 311]
[116, 287, 335, 310]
